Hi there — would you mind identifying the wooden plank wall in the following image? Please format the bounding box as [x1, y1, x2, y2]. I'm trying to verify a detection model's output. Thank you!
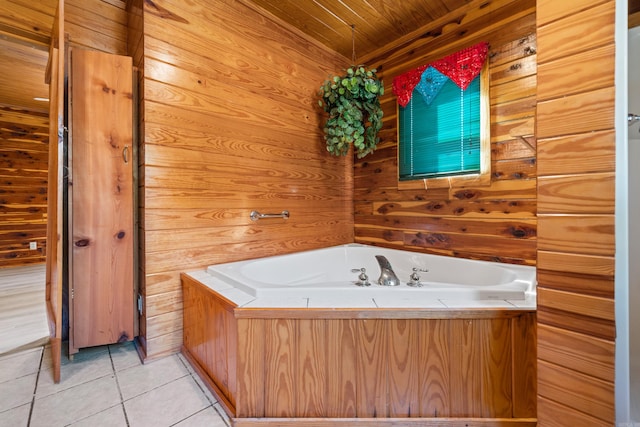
[0, 108, 49, 267]
[535, 0, 616, 425]
[65, 0, 127, 55]
[354, 0, 538, 266]
[137, 0, 352, 358]
[0, 0, 54, 267]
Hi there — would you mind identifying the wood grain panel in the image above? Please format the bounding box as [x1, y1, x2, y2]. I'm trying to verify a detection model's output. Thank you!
[490, 75, 537, 106]
[387, 319, 419, 417]
[265, 319, 297, 417]
[537, 324, 614, 382]
[297, 319, 327, 417]
[537, 359, 614, 423]
[537, 130, 615, 176]
[537, 173, 615, 214]
[512, 313, 536, 417]
[491, 97, 536, 125]
[537, 287, 615, 322]
[144, 271, 180, 296]
[138, 0, 352, 358]
[354, 6, 537, 265]
[536, 270, 614, 298]
[480, 318, 512, 418]
[236, 318, 265, 418]
[0, 43, 50, 114]
[419, 320, 450, 417]
[449, 319, 482, 416]
[537, 396, 611, 427]
[537, 87, 614, 139]
[0, 0, 56, 46]
[536, 215, 614, 256]
[537, 250, 614, 277]
[356, 319, 389, 417]
[226, 307, 238, 407]
[537, 308, 615, 342]
[233, 419, 536, 427]
[326, 319, 358, 418]
[0, 109, 49, 267]
[65, 0, 126, 54]
[537, 44, 614, 101]
[536, 1, 614, 64]
[536, 0, 609, 26]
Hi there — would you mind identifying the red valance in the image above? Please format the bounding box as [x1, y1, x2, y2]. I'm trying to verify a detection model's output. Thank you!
[391, 64, 427, 108]
[392, 42, 489, 107]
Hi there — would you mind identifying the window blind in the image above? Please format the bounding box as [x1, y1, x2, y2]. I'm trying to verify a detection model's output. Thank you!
[398, 74, 481, 180]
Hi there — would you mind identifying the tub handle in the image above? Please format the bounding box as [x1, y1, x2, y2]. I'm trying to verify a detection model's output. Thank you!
[407, 267, 429, 287]
[250, 210, 289, 221]
[351, 268, 370, 287]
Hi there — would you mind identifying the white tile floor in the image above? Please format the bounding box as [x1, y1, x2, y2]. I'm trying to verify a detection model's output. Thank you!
[0, 341, 231, 427]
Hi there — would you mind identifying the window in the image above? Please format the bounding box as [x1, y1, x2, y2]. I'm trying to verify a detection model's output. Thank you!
[393, 43, 490, 190]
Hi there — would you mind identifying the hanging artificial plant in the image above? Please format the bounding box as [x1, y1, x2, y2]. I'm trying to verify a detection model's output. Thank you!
[318, 66, 384, 158]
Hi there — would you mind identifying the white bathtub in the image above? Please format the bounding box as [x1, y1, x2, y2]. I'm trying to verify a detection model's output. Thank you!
[200, 244, 536, 308]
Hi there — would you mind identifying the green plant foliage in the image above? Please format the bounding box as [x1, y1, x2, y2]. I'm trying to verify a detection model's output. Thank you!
[319, 66, 384, 158]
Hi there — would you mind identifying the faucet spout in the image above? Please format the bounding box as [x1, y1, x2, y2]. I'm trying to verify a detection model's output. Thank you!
[375, 255, 401, 286]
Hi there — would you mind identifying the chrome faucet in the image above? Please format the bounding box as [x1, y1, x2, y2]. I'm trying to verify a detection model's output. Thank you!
[375, 255, 400, 286]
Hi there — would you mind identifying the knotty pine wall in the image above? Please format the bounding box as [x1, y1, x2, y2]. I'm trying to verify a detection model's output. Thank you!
[0, 108, 49, 267]
[65, 0, 127, 55]
[357, 0, 618, 423]
[536, 0, 616, 424]
[128, 0, 352, 359]
[78, 7, 620, 422]
[355, 0, 537, 265]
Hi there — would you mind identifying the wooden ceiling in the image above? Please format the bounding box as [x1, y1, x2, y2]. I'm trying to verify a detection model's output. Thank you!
[0, 0, 476, 115]
[0, 0, 58, 114]
[2, 0, 640, 115]
[245, 0, 472, 61]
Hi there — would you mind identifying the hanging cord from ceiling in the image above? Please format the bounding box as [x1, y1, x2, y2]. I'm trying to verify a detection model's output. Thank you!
[351, 24, 357, 64]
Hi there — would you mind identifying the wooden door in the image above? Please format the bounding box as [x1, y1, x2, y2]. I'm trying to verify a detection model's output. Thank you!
[69, 49, 134, 353]
[45, 0, 64, 382]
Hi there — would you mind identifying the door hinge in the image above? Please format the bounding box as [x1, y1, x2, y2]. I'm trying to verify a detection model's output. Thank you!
[137, 294, 143, 315]
[71, 288, 74, 299]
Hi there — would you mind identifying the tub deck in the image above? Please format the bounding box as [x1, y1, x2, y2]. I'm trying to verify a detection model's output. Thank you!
[182, 273, 537, 426]
[186, 268, 536, 311]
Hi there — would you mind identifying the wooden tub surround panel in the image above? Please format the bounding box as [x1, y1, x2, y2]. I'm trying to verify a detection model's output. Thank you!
[182, 274, 537, 426]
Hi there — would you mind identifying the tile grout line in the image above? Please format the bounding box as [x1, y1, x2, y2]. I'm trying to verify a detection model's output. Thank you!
[108, 346, 131, 427]
[26, 346, 45, 426]
[176, 354, 232, 427]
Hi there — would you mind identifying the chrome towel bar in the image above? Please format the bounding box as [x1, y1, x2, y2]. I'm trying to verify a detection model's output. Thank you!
[250, 210, 290, 221]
